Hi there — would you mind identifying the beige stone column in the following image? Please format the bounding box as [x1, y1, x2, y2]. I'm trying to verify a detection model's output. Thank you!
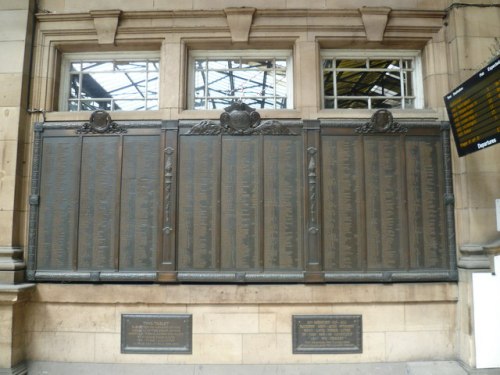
[0, 1, 36, 372]
[0, 286, 32, 373]
[445, 4, 500, 369]
[0, 0, 34, 284]
[294, 39, 320, 119]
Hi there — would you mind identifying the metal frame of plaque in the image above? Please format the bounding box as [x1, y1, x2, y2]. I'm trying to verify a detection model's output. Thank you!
[121, 314, 192, 354]
[292, 315, 362, 354]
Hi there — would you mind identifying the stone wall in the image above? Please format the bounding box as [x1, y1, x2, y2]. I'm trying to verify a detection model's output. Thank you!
[24, 284, 457, 364]
[1, 0, 500, 373]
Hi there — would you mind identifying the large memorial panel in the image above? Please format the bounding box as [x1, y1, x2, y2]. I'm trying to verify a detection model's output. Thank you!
[120, 135, 161, 271]
[263, 137, 304, 270]
[406, 136, 448, 269]
[37, 136, 81, 270]
[78, 136, 121, 270]
[322, 136, 364, 271]
[29, 110, 456, 283]
[364, 137, 405, 270]
[177, 136, 220, 271]
[221, 137, 260, 270]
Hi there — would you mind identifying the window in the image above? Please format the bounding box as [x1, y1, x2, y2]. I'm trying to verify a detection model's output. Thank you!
[189, 50, 293, 110]
[60, 52, 160, 111]
[322, 51, 422, 110]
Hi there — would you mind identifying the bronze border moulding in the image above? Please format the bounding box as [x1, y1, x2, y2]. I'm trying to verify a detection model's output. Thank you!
[76, 110, 127, 134]
[187, 102, 296, 135]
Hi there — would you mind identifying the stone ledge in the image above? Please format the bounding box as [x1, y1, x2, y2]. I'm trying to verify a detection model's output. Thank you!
[26, 361, 472, 375]
[0, 284, 35, 304]
[30, 283, 458, 305]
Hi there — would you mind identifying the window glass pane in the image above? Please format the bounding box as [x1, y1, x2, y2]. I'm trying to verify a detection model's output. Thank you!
[70, 62, 82, 72]
[113, 100, 146, 111]
[336, 71, 365, 95]
[194, 98, 206, 110]
[275, 59, 287, 69]
[372, 98, 402, 109]
[81, 74, 112, 99]
[404, 71, 414, 96]
[147, 100, 159, 111]
[147, 73, 159, 98]
[337, 98, 368, 109]
[337, 59, 366, 69]
[207, 70, 234, 97]
[206, 98, 234, 109]
[370, 59, 400, 69]
[195, 59, 207, 70]
[275, 97, 287, 109]
[207, 59, 233, 70]
[324, 98, 335, 109]
[149, 62, 160, 71]
[69, 75, 79, 98]
[194, 71, 206, 97]
[275, 70, 288, 97]
[115, 61, 147, 72]
[65, 57, 159, 112]
[68, 100, 79, 111]
[376, 72, 402, 96]
[323, 71, 334, 96]
[405, 98, 415, 109]
[321, 53, 419, 110]
[323, 59, 334, 70]
[239, 59, 275, 70]
[80, 99, 112, 111]
[192, 53, 290, 110]
[82, 62, 114, 72]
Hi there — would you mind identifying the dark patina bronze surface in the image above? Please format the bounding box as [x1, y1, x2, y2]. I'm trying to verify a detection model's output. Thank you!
[293, 315, 362, 354]
[121, 314, 192, 354]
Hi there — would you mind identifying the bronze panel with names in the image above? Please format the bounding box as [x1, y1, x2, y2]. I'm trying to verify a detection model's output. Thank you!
[293, 315, 362, 354]
[78, 136, 121, 270]
[321, 136, 364, 271]
[119, 135, 161, 271]
[263, 136, 304, 270]
[220, 137, 260, 270]
[121, 314, 192, 354]
[177, 136, 220, 270]
[364, 137, 404, 270]
[37, 136, 81, 270]
[406, 136, 447, 269]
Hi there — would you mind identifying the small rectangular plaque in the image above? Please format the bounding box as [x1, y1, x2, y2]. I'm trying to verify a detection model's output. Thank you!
[121, 314, 192, 354]
[293, 315, 362, 354]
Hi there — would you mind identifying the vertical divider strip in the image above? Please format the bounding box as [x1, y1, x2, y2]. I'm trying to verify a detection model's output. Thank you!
[303, 120, 322, 275]
[27, 122, 44, 280]
[160, 120, 178, 271]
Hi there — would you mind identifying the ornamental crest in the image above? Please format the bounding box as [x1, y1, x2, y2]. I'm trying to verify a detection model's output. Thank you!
[76, 110, 127, 134]
[355, 109, 407, 134]
[187, 102, 295, 135]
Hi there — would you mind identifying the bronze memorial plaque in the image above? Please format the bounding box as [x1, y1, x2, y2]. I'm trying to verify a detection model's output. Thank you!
[293, 315, 362, 354]
[121, 314, 192, 354]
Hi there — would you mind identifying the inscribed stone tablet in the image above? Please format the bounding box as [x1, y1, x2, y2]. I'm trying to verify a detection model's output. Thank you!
[121, 314, 192, 354]
[293, 315, 362, 354]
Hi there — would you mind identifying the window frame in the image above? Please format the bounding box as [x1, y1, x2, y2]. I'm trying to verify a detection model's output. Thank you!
[187, 50, 294, 110]
[59, 51, 161, 112]
[320, 50, 424, 110]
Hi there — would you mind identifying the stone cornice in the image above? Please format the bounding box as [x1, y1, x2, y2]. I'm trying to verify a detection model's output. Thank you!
[35, 8, 445, 37]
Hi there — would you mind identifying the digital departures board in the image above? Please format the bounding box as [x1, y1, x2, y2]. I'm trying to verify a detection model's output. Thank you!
[444, 56, 499, 157]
